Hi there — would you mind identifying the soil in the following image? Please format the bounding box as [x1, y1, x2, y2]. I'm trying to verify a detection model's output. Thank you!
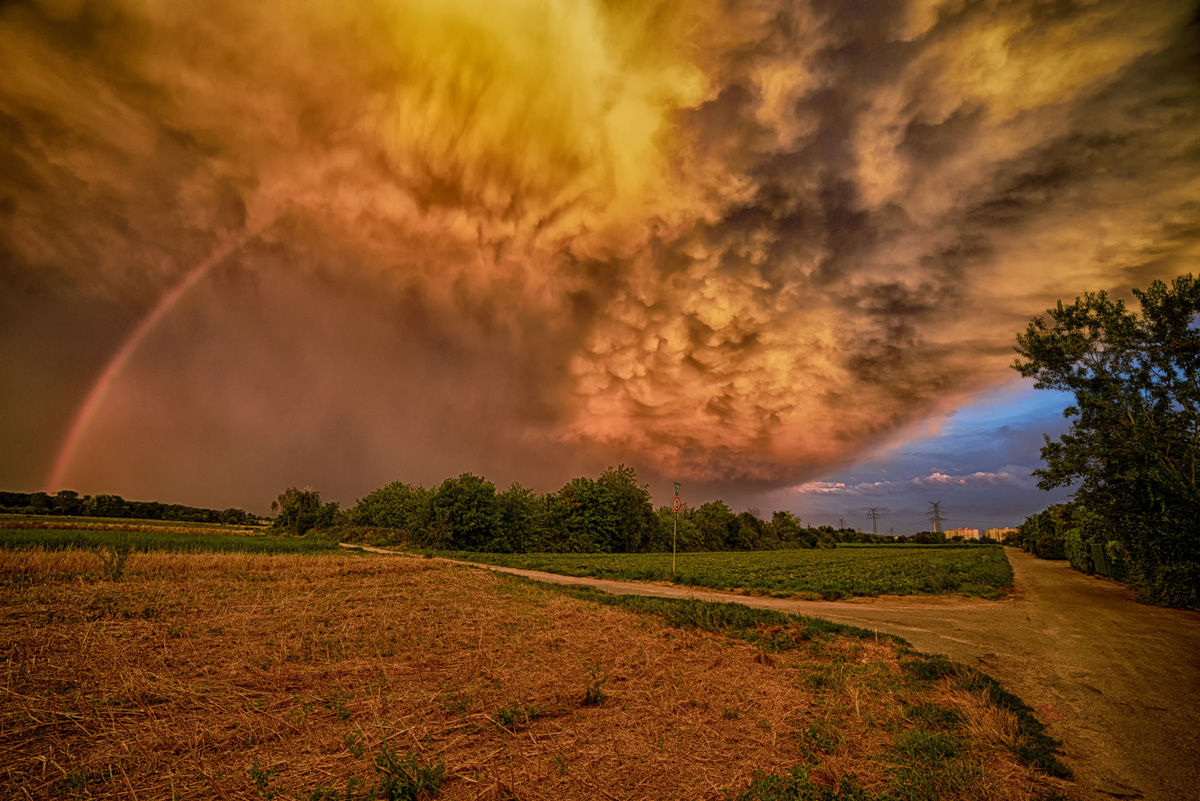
[352, 546, 1200, 801]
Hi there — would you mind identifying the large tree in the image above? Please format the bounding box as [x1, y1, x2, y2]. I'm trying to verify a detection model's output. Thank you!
[430, 473, 498, 551]
[349, 481, 434, 544]
[552, 477, 618, 553]
[271, 487, 340, 535]
[596, 465, 656, 553]
[1013, 274, 1200, 606]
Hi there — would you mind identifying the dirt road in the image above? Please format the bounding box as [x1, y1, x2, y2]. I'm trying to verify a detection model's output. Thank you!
[345, 545, 1200, 800]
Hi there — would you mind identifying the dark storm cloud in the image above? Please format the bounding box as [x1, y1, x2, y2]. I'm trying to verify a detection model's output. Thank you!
[1, 0, 1197, 509]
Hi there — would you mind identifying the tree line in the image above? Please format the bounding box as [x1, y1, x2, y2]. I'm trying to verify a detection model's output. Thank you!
[1012, 274, 1199, 608]
[0, 489, 260, 525]
[268, 465, 904, 553]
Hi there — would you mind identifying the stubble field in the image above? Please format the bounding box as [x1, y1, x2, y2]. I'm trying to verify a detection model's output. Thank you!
[0, 548, 1074, 800]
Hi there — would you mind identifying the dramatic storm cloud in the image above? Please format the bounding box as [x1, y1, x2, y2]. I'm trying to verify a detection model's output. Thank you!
[2, 0, 1198, 514]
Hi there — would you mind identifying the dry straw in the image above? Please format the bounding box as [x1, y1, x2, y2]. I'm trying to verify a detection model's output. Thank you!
[0, 550, 1075, 800]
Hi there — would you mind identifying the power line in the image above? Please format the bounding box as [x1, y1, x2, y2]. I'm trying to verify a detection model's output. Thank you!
[867, 507, 881, 535]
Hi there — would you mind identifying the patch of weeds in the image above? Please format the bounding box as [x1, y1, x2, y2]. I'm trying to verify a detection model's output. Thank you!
[955, 670, 1072, 778]
[896, 649, 1071, 779]
[582, 663, 607, 706]
[344, 729, 367, 759]
[495, 703, 542, 730]
[285, 696, 315, 727]
[318, 634, 344, 659]
[723, 706, 740, 720]
[60, 764, 89, 796]
[552, 754, 569, 777]
[326, 689, 353, 721]
[167, 623, 185, 639]
[896, 730, 962, 761]
[307, 774, 364, 800]
[248, 757, 277, 799]
[91, 532, 134, 581]
[899, 654, 959, 682]
[373, 742, 446, 801]
[889, 755, 983, 801]
[802, 720, 842, 755]
[803, 668, 843, 691]
[908, 702, 964, 731]
[725, 765, 875, 800]
[439, 691, 472, 717]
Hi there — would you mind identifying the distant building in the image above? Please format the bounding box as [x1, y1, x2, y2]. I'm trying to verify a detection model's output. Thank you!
[983, 527, 1018, 540]
[944, 527, 981, 540]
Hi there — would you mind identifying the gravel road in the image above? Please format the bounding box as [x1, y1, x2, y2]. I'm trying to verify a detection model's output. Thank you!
[345, 544, 1200, 800]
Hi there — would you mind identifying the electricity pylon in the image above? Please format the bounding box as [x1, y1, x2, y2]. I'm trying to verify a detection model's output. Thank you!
[928, 501, 945, 534]
[867, 507, 881, 535]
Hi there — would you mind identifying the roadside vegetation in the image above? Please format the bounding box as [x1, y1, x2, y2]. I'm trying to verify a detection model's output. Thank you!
[1012, 274, 1200, 608]
[262, 467, 993, 559]
[427, 546, 1014, 600]
[0, 549, 1075, 800]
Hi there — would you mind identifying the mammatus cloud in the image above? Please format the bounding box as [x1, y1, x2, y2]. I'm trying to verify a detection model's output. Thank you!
[1, 0, 1198, 506]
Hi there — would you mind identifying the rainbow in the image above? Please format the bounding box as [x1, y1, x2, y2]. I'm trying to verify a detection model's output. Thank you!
[44, 223, 271, 493]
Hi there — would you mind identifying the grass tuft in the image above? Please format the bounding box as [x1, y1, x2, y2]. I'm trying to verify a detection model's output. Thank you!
[372, 743, 445, 801]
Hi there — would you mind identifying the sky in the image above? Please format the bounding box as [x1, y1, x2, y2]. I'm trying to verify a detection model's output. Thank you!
[1, 0, 1198, 532]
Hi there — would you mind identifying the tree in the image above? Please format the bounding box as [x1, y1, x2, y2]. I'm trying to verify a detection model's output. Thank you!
[733, 510, 767, 550]
[271, 487, 339, 535]
[692, 501, 738, 551]
[553, 477, 618, 553]
[1013, 274, 1200, 606]
[493, 483, 542, 553]
[218, 507, 249, 525]
[596, 465, 656, 552]
[350, 481, 434, 544]
[430, 473, 498, 550]
[53, 490, 82, 516]
[654, 504, 700, 552]
[770, 511, 813, 548]
[84, 493, 129, 518]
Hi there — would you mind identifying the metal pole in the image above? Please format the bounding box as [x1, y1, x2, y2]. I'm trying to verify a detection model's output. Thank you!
[672, 510, 677, 575]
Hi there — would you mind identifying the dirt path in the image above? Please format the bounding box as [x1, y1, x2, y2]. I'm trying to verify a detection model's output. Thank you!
[342, 545, 1200, 800]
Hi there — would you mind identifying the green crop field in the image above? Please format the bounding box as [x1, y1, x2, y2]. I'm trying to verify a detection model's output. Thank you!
[435, 546, 1014, 600]
[0, 525, 337, 556]
[0, 513, 264, 532]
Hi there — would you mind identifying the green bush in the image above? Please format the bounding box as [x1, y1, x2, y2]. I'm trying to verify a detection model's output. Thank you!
[372, 743, 445, 801]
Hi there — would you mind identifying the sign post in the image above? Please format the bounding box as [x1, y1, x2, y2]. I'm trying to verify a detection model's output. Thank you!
[672, 482, 682, 575]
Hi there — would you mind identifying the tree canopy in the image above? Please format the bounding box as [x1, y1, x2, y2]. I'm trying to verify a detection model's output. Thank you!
[1013, 274, 1200, 606]
[270, 487, 340, 535]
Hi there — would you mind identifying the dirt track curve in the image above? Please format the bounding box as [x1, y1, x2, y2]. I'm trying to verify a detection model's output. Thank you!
[345, 545, 1200, 801]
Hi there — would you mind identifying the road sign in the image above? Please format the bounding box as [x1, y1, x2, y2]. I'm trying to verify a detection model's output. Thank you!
[672, 496, 682, 512]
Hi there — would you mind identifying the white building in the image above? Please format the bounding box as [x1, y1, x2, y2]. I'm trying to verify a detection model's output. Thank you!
[983, 527, 1018, 540]
[944, 527, 981, 540]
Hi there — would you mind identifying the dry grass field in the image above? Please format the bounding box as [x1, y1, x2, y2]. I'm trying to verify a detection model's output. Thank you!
[0, 549, 1078, 800]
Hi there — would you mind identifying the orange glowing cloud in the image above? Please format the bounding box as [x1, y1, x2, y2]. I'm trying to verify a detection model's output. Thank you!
[1, 0, 1197, 503]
